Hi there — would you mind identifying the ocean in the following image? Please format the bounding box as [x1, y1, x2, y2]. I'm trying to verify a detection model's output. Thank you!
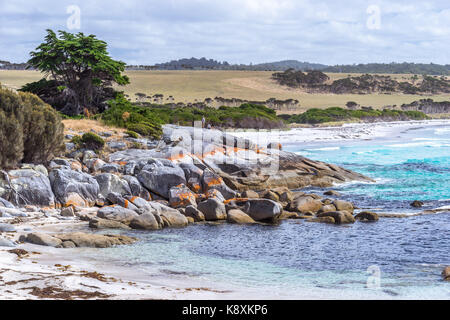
[80, 121, 450, 299]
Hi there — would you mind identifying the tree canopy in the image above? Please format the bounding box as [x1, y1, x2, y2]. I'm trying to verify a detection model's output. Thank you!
[26, 29, 129, 115]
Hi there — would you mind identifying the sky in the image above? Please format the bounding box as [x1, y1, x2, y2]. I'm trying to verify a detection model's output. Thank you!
[0, 0, 449, 65]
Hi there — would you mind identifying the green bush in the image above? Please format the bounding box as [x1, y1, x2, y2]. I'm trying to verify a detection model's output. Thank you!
[125, 130, 139, 138]
[80, 132, 105, 151]
[0, 85, 65, 169]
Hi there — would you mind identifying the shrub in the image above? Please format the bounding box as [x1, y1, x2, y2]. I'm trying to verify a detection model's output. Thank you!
[0, 85, 65, 169]
[125, 130, 139, 138]
[80, 132, 105, 151]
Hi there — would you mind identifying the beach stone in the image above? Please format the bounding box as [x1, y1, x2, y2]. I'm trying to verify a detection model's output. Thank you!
[197, 198, 227, 221]
[0, 197, 15, 208]
[61, 241, 76, 248]
[147, 202, 189, 227]
[137, 166, 186, 199]
[241, 190, 259, 198]
[306, 216, 336, 224]
[0, 169, 55, 207]
[0, 207, 28, 217]
[22, 232, 62, 247]
[97, 206, 139, 224]
[227, 209, 256, 224]
[54, 232, 136, 248]
[442, 267, 450, 281]
[130, 213, 160, 230]
[261, 190, 279, 202]
[272, 187, 293, 203]
[243, 199, 282, 221]
[333, 200, 354, 213]
[289, 196, 323, 214]
[205, 189, 225, 202]
[179, 163, 204, 193]
[410, 200, 424, 208]
[324, 190, 341, 197]
[355, 211, 379, 222]
[169, 184, 197, 208]
[89, 218, 131, 230]
[279, 210, 299, 220]
[105, 193, 138, 211]
[317, 211, 355, 224]
[95, 173, 132, 198]
[60, 206, 75, 217]
[49, 168, 99, 207]
[319, 204, 337, 214]
[201, 169, 237, 200]
[122, 175, 151, 200]
[184, 205, 205, 222]
[0, 237, 16, 247]
[0, 223, 16, 232]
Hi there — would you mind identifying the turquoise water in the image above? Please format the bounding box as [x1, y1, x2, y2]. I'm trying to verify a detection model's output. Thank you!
[83, 123, 450, 299]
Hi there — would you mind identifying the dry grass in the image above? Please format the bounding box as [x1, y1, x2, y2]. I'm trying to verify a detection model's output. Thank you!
[62, 119, 125, 139]
[2, 70, 449, 113]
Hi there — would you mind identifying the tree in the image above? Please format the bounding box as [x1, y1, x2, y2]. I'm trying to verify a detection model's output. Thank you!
[26, 29, 129, 115]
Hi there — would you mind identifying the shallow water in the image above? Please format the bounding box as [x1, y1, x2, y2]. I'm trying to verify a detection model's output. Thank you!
[82, 122, 450, 299]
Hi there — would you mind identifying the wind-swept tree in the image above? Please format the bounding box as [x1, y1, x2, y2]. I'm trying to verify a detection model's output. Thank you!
[26, 29, 129, 115]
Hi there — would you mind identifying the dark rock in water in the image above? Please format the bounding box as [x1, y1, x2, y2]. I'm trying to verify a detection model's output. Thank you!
[137, 166, 186, 199]
[95, 173, 131, 198]
[442, 266, 450, 281]
[306, 216, 336, 224]
[49, 168, 99, 207]
[288, 196, 323, 214]
[317, 211, 355, 224]
[355, 211, 379, 222]
[324, 190, 341, 197]
[411, 200, 424, 208]
[243, 199, 282, 221]
[0, 169, 55, 207]
[227, 209, 256, 224]
[333, 200, 354, 213]
[197, 198, 227, 221]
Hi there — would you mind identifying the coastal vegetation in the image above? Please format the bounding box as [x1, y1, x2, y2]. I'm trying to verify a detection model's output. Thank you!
[283, 107, 428, 124]
[0, 85, 64, 168]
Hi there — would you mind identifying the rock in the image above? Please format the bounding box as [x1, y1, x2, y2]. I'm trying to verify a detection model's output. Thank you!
[261, 190, 279, 202]
[95, 173, 132, 198]
[227, 209, 256, 224]
[205, 189, 225, 202]
[21, 233, 63, 247]
[411, 200, 424, 208]
[241, 190, 259, 198]
[318, 204, 337, 214]
[197, 198, 227, 221]
[0, 237, 16, 247]
[50, 158, 71, 168]
[0, 223, 16, 232]
[100, 163, 120, 173]
[355, 211, 379, 222]
[201, 169, 237, 200]
[306, 216, 336, 224]
[184, 205, 205, 222]
[130, 213, 160, 230]
[243, 199, 282, 221]
[49, 168, 99, 207]
[97, 206, 139, 224]
[169, 184, 197, 208]
[61, 241, 76, 248]
[122, 175, 151, 200]
[0, 197, 15, 208]
[107, 141, 127, 150]
[54, 232, 136, 248]
[324, 190, 341, 197]
[279, 210, 299, 219]
[333, 200, 354, 213]
[0, 169, 55, 207]
[84, 158, 107, 172]
[82, 150, 97, 164]
[137, 166, 186, 199]
[60, 206, 75, 217]
[442, 266, 450, 281]
[89, 218, 131, 230]
[179, 163, 203, 193]
[317, 211, 355, 224]
[106, 192, 138, 211]
[147, 202, 189, 227]
[272, 187, 293, 203]
[0, 207, 28, 217]
[289, 196, 323, 214]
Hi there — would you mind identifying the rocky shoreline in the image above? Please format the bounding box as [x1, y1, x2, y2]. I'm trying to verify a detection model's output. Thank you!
[0, 124, 447, 298]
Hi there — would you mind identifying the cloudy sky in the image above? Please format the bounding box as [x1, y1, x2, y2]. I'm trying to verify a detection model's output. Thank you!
[0, 0, 449, 65]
